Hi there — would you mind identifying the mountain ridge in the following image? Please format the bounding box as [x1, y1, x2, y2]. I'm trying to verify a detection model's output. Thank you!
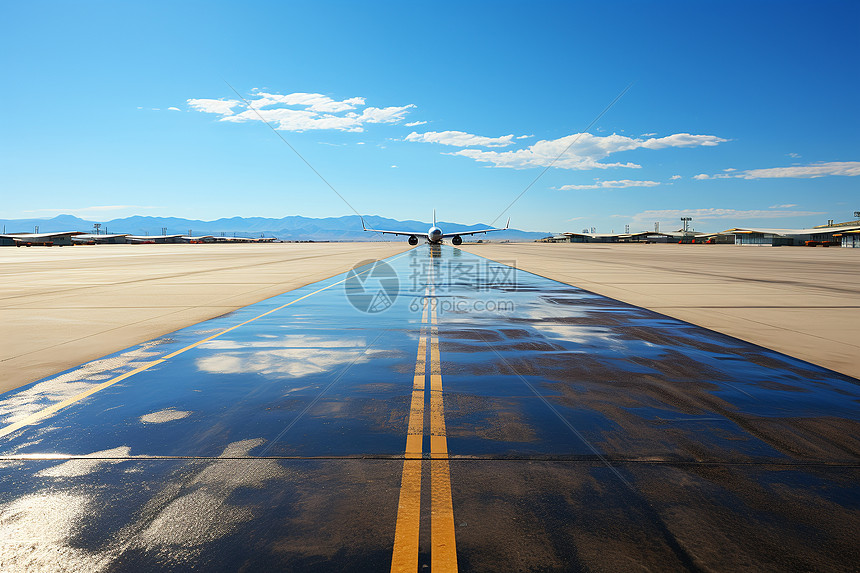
[0, 214, 548, 242]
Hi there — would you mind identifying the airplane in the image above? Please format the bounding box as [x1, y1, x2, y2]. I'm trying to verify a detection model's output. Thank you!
[361, 211, 510, 245]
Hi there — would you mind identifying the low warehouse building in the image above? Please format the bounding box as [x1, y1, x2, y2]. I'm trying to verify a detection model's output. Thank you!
[838, 229, 860, 248]
[726, 222, 860, 246]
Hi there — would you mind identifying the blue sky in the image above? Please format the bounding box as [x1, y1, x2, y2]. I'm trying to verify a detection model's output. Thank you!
[2, 1, 858, 233]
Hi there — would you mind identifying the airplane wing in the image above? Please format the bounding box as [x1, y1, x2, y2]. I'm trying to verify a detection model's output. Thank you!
[361, 218, 424, 237]
[439, 218, 510, 238]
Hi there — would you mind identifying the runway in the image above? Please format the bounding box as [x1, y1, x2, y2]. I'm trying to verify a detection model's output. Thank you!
[1, 245, 858, 571]
[0, 242, 409, 393]
[462, 242, 860, 379]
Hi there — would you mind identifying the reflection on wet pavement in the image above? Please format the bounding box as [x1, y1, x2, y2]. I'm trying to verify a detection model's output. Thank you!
[0, 245, 857, 571]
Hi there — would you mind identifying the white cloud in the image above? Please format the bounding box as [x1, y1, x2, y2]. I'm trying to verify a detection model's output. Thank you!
[788, 152, 801, 158]
[404, 120, 428, 127]
[630, 208, 825, 221]
[390, 165, 398, 168]
[188, 92, 415, 133]
[356, 141, 365, 145]
[558, 180, 660, 190]
[404, 130, 517, 148]
[637, 133, 727, 149]
[694, 161, 860, 180]
[187, 98, 241, 115]
[670, 175, 682, 180]
[517, 134, 534, 139]
[167, 107, 181, 112]
[248, 92, 365, 113]
[770, 203, 798, 209]
[723, 167, 736, 172]
[444, 132, 727, 170]
[358, 105, 415, 124]
[738, 161, 860, 179]
[641, 132, 657, 137]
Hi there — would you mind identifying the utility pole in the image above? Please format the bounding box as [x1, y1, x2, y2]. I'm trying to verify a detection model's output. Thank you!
[654, 222, 659, 233]
[188, 229, 192, 236]
[162, 227, 167, 236]
[93, 223, 101, 235]
[681, 217, 692, 233]
[624, 224, 630, 234]
[35, 225, 39, 233]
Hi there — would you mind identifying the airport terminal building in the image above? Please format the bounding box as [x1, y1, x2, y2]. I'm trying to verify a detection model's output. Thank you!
[727, 220, 860, 247]
[542, 219, 860, 247]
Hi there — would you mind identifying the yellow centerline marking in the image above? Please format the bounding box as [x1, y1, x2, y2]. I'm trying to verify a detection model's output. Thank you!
[428, 285, 457, 572]
[391, 457, 422, 572]
[0, 253, 412, 439]
[391, 274, 458, 572]
[391, 287, 430, 572]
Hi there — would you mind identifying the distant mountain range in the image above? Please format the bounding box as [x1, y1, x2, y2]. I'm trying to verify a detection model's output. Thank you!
[0, 214, 549, 242]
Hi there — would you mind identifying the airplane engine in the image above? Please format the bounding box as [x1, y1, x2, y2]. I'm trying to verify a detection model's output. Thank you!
[452, 235, 463, 246]
[408, 235, 418, 245]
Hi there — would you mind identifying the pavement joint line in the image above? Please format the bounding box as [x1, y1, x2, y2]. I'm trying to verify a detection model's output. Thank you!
[1, 455, 857, 467]
[0, 252, 413, 439]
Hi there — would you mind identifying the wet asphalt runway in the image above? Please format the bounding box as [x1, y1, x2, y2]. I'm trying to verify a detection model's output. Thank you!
[1, 245, 858, 571]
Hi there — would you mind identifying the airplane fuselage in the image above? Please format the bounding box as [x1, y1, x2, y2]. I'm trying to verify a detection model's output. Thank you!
[427, 226, 443, 243]
[361, 212, 508, 246]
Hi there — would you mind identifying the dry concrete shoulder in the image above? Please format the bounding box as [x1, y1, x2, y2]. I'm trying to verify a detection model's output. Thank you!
[461, 242, 860, 380]
[0, 243, 410, 393]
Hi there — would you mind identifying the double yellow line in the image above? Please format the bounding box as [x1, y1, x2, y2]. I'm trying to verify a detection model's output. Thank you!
[391, 284, 457, 572]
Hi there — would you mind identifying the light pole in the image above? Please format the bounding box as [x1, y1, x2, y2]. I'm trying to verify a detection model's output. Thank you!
[681, 217, 692, 233]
